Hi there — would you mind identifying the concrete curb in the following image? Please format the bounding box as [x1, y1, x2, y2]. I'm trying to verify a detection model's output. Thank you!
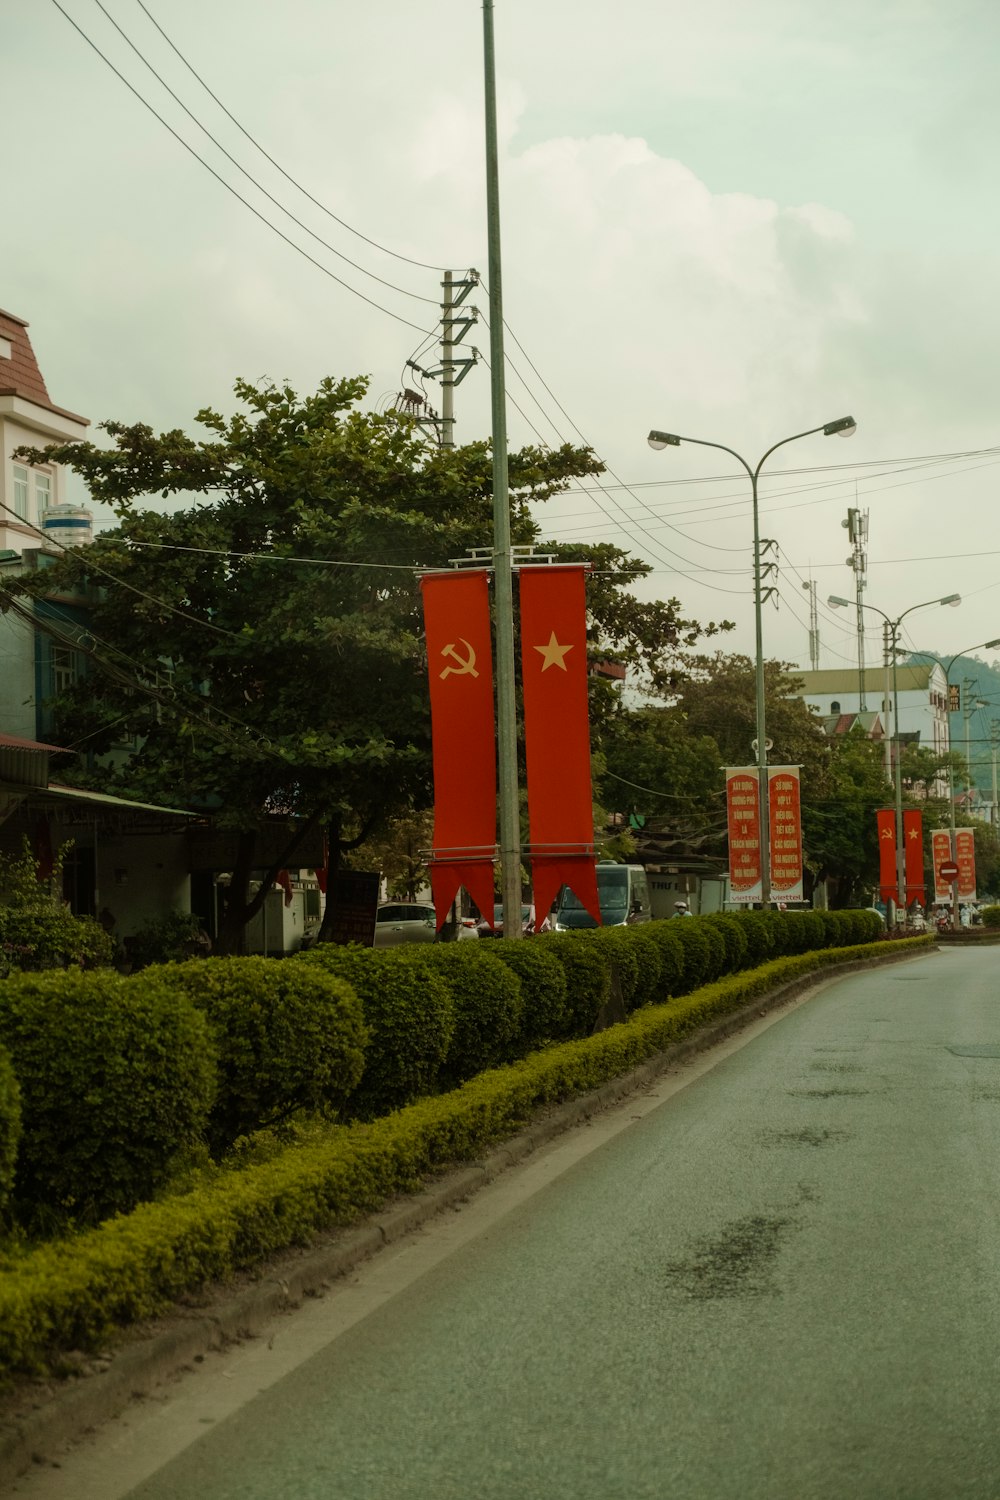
[0, 941, 934, 1485]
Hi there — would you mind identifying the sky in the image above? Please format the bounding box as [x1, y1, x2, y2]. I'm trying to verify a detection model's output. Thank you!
[5, 0, 1000, 689]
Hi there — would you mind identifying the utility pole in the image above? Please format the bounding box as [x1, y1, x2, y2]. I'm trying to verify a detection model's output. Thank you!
[482, 0, 523, 936]
[843, 505, 869, 708]
[397, 270, 479, 448]
[883, 621, 893, 782]
[800, 579, 820, 669]
[991, 722, 1000, 839]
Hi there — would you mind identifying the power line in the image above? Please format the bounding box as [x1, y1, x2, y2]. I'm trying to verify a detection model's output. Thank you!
[133, 0, 449, 274]
[50, 0, 431, 335]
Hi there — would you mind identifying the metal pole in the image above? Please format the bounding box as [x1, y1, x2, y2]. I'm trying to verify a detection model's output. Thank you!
[992, 724, 1000, 840]
[440, 271, 455, 450]
[883, 622, 892, 782]
[892, 623, 905, 922]
[751, 471, 770, 908]
[482, 0, 523, 937]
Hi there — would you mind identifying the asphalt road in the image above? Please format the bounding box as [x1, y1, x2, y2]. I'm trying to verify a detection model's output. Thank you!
[18, 945, 1000, 1499]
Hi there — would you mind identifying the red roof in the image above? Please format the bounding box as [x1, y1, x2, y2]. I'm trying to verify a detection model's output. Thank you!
[0, 731, 67, 754]
[0, 308, 88, 425]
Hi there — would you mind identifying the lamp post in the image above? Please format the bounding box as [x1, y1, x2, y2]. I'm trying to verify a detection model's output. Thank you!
[829, 594, 961, 922]
[648, 416, 857, 907]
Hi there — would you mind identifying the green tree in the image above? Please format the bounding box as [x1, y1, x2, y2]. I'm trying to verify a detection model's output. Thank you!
[10, 377, 716, 950]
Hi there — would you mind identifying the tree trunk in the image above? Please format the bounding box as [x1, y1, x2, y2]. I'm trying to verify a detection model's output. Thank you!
[215, 831, 258, 955]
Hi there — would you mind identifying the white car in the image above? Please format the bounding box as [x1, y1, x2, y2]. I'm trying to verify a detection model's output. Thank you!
[373, 902, 478, 947]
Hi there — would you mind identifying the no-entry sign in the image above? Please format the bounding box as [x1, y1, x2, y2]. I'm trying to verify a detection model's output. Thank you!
[939, 861, 960, 881]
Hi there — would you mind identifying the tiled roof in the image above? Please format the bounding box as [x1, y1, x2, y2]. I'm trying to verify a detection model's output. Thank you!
[0, 731, 67, 753]
[0, 307, 88, 425]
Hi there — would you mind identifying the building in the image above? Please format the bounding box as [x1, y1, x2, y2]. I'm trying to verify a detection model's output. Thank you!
[791, 665, 950, 760]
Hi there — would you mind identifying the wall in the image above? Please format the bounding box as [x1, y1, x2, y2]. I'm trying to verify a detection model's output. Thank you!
[88, 830, 192, 939]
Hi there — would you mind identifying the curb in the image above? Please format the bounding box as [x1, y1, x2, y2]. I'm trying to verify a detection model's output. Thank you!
[0, 941, 933, 1484]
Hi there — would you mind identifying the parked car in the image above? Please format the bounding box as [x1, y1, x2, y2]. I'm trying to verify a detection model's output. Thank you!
[373, 902, 478, 946]
[373, 902, 437, 947]
[477, 903, 536, 938]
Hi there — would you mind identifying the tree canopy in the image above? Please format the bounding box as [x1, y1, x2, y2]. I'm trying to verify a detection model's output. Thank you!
[10, 375, 721, 947]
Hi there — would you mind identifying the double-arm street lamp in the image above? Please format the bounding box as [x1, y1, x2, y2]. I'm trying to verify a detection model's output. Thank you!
[648, 416, 857, 907]
[829, 593, 961, 920]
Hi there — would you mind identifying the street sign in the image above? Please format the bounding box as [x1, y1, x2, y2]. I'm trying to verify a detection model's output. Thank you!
[939, 861, 960, 881]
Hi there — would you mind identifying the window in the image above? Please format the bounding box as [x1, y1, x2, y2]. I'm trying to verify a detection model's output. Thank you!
[12, 463, 29, 520]
[51, 644, 82, 695]
[35, 471, 52, 513]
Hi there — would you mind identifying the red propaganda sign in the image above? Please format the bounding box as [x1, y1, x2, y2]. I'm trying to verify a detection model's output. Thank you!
[518, 564, 600, 926]
[726, 768, 762, 904]
[876, 808, 896, 903]
[903, 808, 925, 904]
[420, 570, 498, 927]
[767, 766, 803, 902]
[955, 827, 977, 901]
[931, 828, 954, 903]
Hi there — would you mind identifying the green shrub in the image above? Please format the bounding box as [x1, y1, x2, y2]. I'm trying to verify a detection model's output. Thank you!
[0, 935, 932, 1377]
[535, 933, 611, 1036]
[695, 918, 728, 980]
[781, 911, 826, 953]
[300, 946, 452, 1119]
[0, 969, 215, 1227]
[575, 928, 641, 1010]
[617, 926, 668, 1008]
[668, 920, 712, 993]
[0, 1044, 20, 1223]
[981, 905, 1000, 929]
[702, 913, 750, 974]
[124, 911, 210, 970]
[144, 957, 367, 1150]
[729, 910, 774, 963]
[0, 839, 114, 972]
[644, 923, 686, 997]
[487, 941, 569, 1049]
[404, 946, 523, 1086]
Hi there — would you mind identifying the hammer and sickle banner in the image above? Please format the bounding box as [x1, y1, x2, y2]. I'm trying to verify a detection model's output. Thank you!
[519, 564, 601, 926]
[876, 808, 896, 902]
[420, 570, 497, 928]
[903, 808, 925, 904]
[767, 766, 803, 902]
[725, 768, 762, 904]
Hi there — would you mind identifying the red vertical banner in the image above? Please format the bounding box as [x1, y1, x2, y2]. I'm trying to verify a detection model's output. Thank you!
[420, 570, 497, 927]
[519, 565, 600, 925]
[955, 827, 977, 901]
[931, 828, 953, 903]
[767, 766, 803, 902]
[903, 809, 924, 904]
[876, 808, 896, 902]
[726, 768, 762, 904]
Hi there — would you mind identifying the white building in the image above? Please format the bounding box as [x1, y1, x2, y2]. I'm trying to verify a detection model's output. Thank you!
[791, 664, 951, 759]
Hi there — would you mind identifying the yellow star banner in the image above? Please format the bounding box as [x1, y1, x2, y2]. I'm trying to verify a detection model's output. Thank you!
[519, 564, 600, 926]
[902, 808, 925, 905]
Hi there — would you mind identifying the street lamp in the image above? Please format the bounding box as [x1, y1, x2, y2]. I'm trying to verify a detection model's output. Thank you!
[648, 416, 856, 907]
[828, 593, 961, 922]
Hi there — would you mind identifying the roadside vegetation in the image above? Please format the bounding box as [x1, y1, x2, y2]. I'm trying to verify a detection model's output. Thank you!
[0, 908, 930, 1379]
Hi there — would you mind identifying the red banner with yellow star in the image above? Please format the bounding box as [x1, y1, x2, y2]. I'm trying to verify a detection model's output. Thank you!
[877, 808, 896, 902]
[519, 564, 600, 926]
[420, 570, 497, 927]
[903, 808, 925, 904]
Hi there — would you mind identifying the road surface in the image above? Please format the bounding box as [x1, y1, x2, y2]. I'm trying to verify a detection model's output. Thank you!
[15, 945, 1000, 1499]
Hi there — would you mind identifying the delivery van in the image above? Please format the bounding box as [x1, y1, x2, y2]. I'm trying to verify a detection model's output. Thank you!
[553, 862, 651, 930]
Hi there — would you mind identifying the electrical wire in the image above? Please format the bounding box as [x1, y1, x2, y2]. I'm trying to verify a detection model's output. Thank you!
[89, 0, 438, 307]
[133, 0, 449, 274]
[50, 0, 432, 335]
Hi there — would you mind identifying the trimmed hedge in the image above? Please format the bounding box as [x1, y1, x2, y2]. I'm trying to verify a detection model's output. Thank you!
[398, 946, 524, 1086]
[667, 920, 713, 992]
[0, 936, 932, 1377]
[299, 946, 454, 1119]
[140, 957, 367, 1151]
[534, 933, 611, 1036]
[0, 1044, 19, 1223]
[0, 969, 216, 1228]
[0, 906, 114, 974]
[486, 940, 569, 1049]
